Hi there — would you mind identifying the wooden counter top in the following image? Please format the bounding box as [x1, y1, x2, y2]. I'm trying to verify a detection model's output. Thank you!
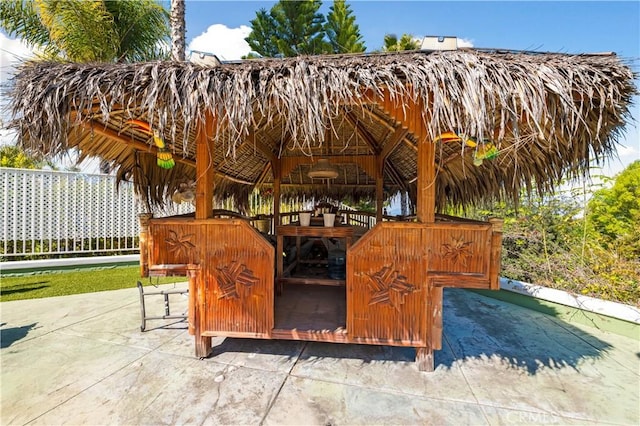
[276, 225, 354, 238]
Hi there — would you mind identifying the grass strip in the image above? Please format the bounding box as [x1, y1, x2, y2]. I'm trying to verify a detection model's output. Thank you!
[0, 266, 180, 302]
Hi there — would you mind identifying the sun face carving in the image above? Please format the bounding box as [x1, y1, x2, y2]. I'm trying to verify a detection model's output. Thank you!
[366, 265, 417, 311]
[165, 230, 195, 261]
[440, 236, 473, 266]
[215, 261, 259, 299]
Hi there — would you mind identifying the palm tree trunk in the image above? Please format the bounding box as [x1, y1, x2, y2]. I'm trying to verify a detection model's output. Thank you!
[170, 0, 186, 61]
[401, 190, 408, 216]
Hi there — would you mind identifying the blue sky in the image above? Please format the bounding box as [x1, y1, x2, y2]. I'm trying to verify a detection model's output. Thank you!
[181, 1, 639, 57]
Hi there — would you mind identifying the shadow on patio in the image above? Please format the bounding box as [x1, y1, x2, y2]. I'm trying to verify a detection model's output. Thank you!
[200, 287, 613, 375]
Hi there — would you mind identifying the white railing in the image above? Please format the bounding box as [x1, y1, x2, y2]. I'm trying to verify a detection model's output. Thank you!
[0, 168, 194, 259]
[1, 167, 382, 260]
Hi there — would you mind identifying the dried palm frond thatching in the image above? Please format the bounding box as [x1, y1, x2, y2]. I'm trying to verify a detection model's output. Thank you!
[5, 49, 637, 209]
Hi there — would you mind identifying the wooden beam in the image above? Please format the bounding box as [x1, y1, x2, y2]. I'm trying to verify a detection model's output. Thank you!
[375, 90, 434, 223]
[344, 111, 379, 154]
[280, 155, 377, 180]
[80, 121, 195, 166]
[81, 120, 257, 184]
[361, 107, 396, 131]
[385, 160, 408, 190]
[255, 162, 272, 187]
[381, 126, 409, 160]
[195, 112, 215, 219]
[380, 126, 410, 191]
[279, 183, 376, 189]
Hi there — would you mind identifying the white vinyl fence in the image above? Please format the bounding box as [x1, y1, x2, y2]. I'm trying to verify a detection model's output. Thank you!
[1, 168, 194, 260]
[1, 168, 372, 261]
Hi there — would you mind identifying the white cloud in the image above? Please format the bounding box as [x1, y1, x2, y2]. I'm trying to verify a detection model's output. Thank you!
[0, 33, 35, 87]
[1, 33, 35, 146]
[618, 143, 639, 158]
[187, 24, 252, 61]
[457, 38, 474, 48]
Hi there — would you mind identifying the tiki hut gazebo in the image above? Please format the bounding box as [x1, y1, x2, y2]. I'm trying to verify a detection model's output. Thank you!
[8, 47, 636, 371]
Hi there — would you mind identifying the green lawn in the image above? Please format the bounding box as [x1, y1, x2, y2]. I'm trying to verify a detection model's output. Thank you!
[0, 266, 180, 302]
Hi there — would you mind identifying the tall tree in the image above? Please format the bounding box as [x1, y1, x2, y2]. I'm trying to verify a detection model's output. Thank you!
[325, 0, 365, 53]
[245, 0, 328, 57]
[0, 0, 169, 62]
[382, 33, 420, 52]
[245, 8, 280, 58]
[588, 161, 640, 259]
[170, 0, 185, 61]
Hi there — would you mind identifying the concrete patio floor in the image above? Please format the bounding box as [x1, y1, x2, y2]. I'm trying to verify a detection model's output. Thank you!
[1, 284, 638, 425]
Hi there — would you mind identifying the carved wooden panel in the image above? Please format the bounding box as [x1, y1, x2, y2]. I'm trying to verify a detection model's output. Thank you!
[215, 261, 259, 300]
[148, 218, 199, 265]
[347, 222, 428, 344]
[148, 218, 274, 337]
[366, 265, 418, 311]
[426, 223, 492, 276]
[201, 220, 274, 336]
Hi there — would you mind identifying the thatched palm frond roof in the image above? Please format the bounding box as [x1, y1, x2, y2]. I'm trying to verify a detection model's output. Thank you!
[6, 49, 637, 210]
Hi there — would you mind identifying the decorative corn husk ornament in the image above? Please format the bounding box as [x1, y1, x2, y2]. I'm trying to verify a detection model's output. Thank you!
[464, 138, 499, 166]
[152, 130, 175, 169]
[435, 132, 499, 166]
[125, 120, 175, 169]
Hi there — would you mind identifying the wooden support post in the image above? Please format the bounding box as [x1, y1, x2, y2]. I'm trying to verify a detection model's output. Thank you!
[488, 218, 504, 290]
[272, 158, 281, 227]
[276, 233, 284, 296]
[187, 264, 200, 336]
[416, 345, 434, 372]
[414, 102, 435, 223]
[431, 286, 443, 350]
[193, 113, 214, 358]
[187, 264, 211, 356]
[376, 156, 384, 223]
[137, 213, 153, 277]
[195, 112, 216, 220]
[194, 264, 212, 358]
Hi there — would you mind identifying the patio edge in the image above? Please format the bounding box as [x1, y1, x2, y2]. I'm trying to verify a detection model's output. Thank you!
[470, 278, 639, 341]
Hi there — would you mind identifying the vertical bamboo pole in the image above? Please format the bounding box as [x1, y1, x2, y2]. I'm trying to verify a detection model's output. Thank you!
[488, 218, 504, 290]
[137, 213, 153, 277]
[187, 264, 201, 336]
[414, 100, 435, 223]
[272, 158, 281, 227]
[193, 111, 214, 357]
[376, 156, 384, 222]
[195, 111, 216, 219]
[375, 89, 438, 371]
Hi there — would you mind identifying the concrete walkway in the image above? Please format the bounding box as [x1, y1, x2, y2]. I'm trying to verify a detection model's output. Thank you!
[1, 285, 638, 425]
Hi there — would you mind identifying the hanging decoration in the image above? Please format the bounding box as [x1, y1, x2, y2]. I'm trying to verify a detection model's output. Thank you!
[434, 131, 499, 167]
[171, 180, 196, 204]
[308, 158, 339, 179]
[464, 138, 499, 166]
[126, 120, 175, 169]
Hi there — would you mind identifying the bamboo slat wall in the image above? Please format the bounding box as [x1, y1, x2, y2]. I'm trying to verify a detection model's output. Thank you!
[345, 219, 503, 348]
[427, 223, 492, 276]
[141, 214, 502, 366]
[147, 218, 275, 345]
[347, 222, 428, 345]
